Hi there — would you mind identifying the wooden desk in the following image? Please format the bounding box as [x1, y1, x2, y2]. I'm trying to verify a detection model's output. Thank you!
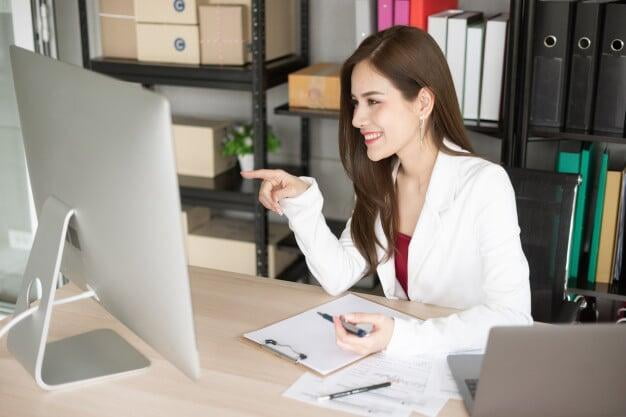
[0, 268, 468, 417]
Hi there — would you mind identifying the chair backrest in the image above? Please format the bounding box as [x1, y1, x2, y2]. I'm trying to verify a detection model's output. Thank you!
[503, 167, 579, 322]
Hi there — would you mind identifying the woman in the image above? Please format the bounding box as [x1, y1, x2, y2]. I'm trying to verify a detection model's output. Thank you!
[241, 26, 532, 357]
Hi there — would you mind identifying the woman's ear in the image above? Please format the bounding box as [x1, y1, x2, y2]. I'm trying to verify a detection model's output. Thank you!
[414, 87, 435, 119]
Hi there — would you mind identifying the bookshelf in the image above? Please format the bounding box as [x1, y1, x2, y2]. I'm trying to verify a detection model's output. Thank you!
[77, 0, 311, 278]
[512, 0, 626, 304]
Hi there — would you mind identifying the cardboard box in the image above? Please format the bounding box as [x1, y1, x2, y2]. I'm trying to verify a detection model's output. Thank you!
[135, 0, 198, 24]
[187, 216, 298, 278]
[172, 118, 236, 178]
[99, 0, 137, 59]
[199, 0, 295, 65]
[198, 5, 246, 65]
[181, 206, 212, 263]
[288, 63, 341, 110]
[136, 23, 200, 64]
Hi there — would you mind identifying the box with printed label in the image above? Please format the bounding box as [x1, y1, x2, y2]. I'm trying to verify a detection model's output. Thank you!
[288, 63, 341, 110]
[198, 0, 295, 65]
[172, 118, 236, 178]
[187, 216, 298, 278]
[136, 23, 200, 64]
[99, 0, 137, 59]
[135, 0, 198, 24]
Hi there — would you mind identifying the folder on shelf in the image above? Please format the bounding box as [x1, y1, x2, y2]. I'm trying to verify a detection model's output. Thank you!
[593, 2, 626, 137]
[378, 0, 394, 31]
[596, 171, 622, 284]
[611, 167, 626, 285]
[480, 13, 508, 122]
[409, 0, 459, 31]
[394, 0, 409, 26]
[463, 20, 485, 120]
[564, 1, 606, 132]
[446, 11, 483, 113]
[355, 0, 376, 48]
[556, 141, 588, 280]
[427, 9, 463, 57]
[581, 143, 609, 285]
[529, 0, 575, 129]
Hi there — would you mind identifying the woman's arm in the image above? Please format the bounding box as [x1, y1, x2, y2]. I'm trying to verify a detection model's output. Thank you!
[385, 165, 533, 356]
[280, 177, 369, 296]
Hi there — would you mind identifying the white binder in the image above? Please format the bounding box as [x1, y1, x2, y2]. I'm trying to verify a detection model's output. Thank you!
[428, 9, 463, 57]
[463, 21, 485, 120]
[480, 13, 509, 122]
[355, 0, 376, 49]
[446, 11, 483, 112]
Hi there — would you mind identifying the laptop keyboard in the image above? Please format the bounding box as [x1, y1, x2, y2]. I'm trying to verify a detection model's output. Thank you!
[465, 378, 479, 399]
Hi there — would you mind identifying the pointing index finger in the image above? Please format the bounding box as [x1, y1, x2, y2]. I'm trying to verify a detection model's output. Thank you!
[240, 169, 279, 181]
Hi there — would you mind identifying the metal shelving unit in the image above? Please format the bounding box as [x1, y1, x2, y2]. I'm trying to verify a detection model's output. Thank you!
[513, 0, 626, 302]
[77, 0, 310, 278]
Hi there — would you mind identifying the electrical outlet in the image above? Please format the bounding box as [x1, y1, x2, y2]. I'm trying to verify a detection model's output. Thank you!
[8, 229, 34, 250]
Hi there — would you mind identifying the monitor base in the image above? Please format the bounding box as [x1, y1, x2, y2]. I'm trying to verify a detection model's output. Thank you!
[7, 196, 150, 390]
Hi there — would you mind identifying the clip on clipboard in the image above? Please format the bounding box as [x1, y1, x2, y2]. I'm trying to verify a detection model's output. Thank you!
[262, 339, 308, 363]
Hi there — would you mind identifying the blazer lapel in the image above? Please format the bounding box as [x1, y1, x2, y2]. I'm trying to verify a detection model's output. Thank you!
[376, 138, 466, 298]
[407, 139, 463, 284]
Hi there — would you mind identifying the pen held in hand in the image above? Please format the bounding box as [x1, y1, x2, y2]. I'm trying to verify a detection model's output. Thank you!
[317, 381, 392, 401]
[317, 312, 369, 337]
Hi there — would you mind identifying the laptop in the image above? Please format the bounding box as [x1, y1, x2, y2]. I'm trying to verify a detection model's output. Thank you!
[447, 325, 626, 417]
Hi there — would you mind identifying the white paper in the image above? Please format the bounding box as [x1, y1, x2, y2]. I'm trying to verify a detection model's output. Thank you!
[283, 353, 453, 417]
[244, 293, 419, 375]
[284, 372, 412, 417]
[424, 355, 462, 400]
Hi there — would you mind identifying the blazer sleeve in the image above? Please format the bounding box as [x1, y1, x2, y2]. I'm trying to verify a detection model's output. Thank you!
[385, 165, 533, 356]
[279, 177, 368, 295]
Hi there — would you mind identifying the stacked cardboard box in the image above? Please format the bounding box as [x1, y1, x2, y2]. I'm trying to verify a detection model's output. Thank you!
[135, 0, 200, 64]
[187, 216, 298, 278]
[99, 0, 137, 59]
[99, 0, 296, 66]
[172, 117, 236, 178]
[198, 0, 295, 65]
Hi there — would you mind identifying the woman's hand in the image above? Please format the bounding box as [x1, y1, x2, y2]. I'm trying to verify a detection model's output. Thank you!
[333, 313, 395, 355]
[240, 169, 310, 215]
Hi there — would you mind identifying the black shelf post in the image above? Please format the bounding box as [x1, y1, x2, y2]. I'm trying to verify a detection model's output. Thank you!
[500, 0, 523, 166]
[300, 0, 311, 177]
[251, 0, 269, 277]
[78, 0, 90, 69]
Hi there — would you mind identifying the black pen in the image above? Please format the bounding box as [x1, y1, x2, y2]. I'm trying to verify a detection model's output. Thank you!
[317, 381, 392, 401]
[317, 312, 369, 337]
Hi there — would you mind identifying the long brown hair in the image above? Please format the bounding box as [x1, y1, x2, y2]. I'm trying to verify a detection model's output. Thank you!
[339, 25, 475, 278]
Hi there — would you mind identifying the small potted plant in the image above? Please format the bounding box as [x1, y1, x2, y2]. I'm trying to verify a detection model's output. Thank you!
[222, 122, 281, 171]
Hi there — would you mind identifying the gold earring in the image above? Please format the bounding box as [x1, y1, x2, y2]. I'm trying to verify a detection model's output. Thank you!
[418, 117, 424, 145]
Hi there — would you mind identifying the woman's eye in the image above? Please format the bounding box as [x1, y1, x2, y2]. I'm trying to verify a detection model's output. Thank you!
[367, 99, 379, 105]
[351, 100, 359, 107]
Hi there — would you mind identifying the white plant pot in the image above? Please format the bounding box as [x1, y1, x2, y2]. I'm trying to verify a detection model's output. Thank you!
[238, 154, 254, 171]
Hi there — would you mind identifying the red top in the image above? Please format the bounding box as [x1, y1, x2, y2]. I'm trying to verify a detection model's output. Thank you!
[394, 232, 412, 295]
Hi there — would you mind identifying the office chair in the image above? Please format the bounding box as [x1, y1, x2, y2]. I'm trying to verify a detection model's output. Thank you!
[504, 167, 584, 323]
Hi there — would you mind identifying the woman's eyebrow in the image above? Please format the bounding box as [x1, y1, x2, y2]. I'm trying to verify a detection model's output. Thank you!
[351, 91, 385, 98]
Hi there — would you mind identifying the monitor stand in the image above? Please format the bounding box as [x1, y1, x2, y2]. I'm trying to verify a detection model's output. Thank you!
[7, 196, 150, 390]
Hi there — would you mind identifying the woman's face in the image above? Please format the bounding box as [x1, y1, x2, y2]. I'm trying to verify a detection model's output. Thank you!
[351, 60, 421, 162]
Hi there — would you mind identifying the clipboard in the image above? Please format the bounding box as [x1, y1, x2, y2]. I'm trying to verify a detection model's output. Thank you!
[242, 293, 419, 376]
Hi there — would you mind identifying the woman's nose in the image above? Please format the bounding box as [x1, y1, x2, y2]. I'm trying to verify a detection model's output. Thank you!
[352, 107, 368, 129]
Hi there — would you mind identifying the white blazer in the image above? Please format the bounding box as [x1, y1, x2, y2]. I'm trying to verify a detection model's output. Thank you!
[279, 138, 532, 356]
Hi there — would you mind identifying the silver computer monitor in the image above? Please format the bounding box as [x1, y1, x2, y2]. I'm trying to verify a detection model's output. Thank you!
[8, 46, 200, 389]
